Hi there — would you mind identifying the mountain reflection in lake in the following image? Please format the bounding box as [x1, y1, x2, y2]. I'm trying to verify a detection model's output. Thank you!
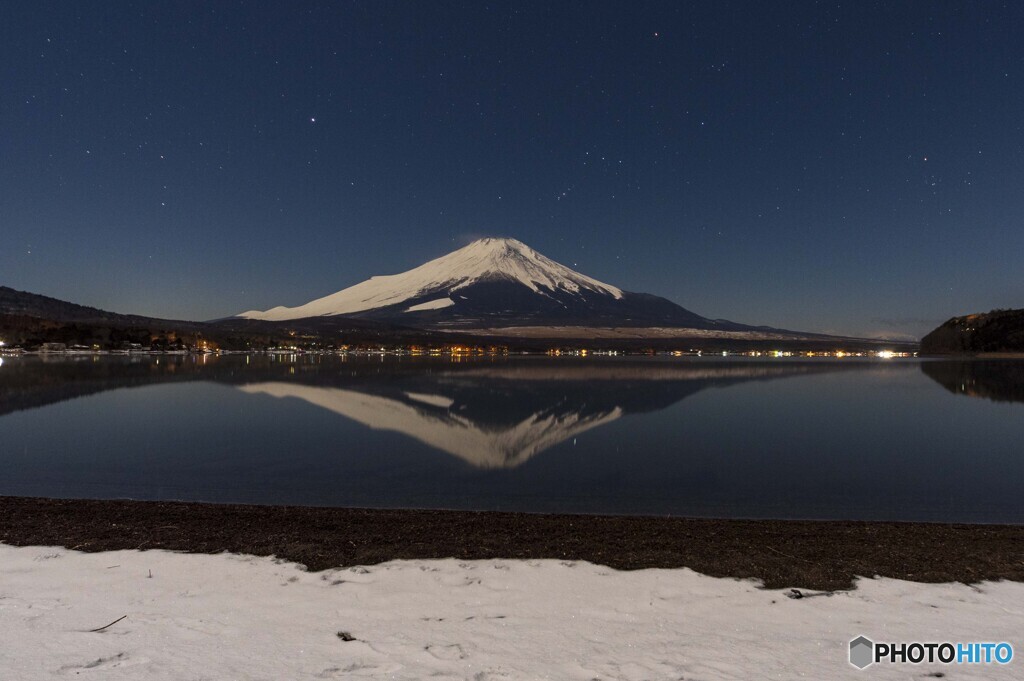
[1, 355, 1022, 522]
[236, 362, 856, 469]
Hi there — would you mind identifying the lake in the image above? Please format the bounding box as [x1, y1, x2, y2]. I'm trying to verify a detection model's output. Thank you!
[1, 354, 1022, 523]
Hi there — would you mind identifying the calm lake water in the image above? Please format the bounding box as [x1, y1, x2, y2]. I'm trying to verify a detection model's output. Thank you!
[1, 354, 1022, 523]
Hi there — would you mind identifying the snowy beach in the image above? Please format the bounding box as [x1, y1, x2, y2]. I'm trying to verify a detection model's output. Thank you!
[2, 543, 1022, 680]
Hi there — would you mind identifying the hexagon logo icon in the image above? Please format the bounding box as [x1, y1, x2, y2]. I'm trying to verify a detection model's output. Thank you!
[849, 636, 874, 669]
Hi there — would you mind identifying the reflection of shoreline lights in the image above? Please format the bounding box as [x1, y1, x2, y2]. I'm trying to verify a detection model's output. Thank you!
[824, 349, 913, 359]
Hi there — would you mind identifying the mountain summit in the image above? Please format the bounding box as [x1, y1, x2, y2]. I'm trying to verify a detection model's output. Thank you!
[241, 238, 622, 320]
[236, 236, 733, 329]
[237, 237, 744, 330]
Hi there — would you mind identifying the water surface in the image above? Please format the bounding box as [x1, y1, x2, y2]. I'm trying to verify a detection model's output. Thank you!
[1, 354, 1021, 522]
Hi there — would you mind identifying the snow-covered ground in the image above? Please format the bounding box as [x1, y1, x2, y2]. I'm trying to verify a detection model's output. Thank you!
[1, 544, 1020, 680]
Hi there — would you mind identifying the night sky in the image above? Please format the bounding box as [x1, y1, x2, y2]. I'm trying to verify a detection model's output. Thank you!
[2, 2, 1021, 339]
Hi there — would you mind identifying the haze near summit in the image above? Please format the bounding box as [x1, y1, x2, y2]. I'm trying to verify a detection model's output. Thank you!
[2, 3, 1021, 340]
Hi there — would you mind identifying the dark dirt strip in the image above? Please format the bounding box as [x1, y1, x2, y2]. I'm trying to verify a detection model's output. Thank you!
[2, 496, 1022, 591]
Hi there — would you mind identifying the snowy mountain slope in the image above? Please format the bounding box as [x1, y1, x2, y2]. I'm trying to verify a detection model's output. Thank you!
[235, 237, 746, 329]
[238, 238, 625, 322]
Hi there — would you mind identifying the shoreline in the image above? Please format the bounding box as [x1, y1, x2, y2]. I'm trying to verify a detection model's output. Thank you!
[3, 496, 1022, 591]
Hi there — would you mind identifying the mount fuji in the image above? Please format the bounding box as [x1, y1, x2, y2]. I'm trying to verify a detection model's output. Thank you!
[237, 237, 764, 333]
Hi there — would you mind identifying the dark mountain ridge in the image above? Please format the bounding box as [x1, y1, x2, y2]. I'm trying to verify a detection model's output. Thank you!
[920, 308, 1024, 354]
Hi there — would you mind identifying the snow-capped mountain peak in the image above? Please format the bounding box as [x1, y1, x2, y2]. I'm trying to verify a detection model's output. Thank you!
[424, 237, 623, 298]
[238, 237, 623, 321]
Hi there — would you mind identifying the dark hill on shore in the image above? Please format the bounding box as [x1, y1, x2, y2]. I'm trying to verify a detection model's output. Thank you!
[0, 285, 467, 350]
[920, 308, 1024, 354]
[1, 285, 916, 353]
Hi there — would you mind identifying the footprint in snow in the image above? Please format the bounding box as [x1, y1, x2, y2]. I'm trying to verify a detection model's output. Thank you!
[425, 643, 468, 661]
[57, 652, 148, 674]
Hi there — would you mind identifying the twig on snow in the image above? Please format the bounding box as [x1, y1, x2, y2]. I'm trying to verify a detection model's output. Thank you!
[88, 615, 127, 633]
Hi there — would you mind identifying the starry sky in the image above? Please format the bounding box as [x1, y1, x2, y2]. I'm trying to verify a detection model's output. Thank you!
[2, 2, 1022, 339]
